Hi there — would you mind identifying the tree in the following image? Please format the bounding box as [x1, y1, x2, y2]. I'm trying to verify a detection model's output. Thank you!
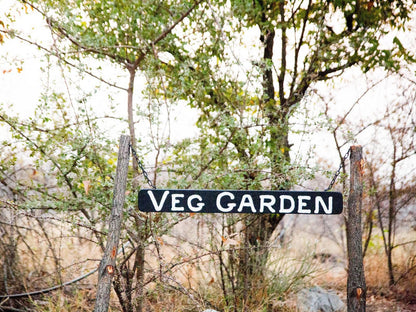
[1, 0, 200, 310]
[0, 97, 118, 308]
[309, 67, 416, 296]
[366, 93, 416, 286]
[164, 0, 416, 308]
[2, 0, 416, 310]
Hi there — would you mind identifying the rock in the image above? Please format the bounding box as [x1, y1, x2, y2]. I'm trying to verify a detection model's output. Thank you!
[296, 286, 346, 312]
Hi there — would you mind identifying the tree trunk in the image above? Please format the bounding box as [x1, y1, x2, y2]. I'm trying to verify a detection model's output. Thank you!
[346, 145, 366, 312]
[94, 135, 130, 312]
[127, 66, 138, 174]
[126, 65, 146, 312]
[234, 13, 290, 302]
[387, 148, 397, 286]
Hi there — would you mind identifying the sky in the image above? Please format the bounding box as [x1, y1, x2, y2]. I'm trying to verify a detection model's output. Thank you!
[1, 0, 415, 186]
[0, 0, 200, 147]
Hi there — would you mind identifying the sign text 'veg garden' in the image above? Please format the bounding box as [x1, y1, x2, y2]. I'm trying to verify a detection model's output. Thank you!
[138, 189, 343, 214]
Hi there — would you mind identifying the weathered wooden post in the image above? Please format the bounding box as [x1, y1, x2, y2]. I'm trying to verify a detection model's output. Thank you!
[94, 135, 130, 312]
[347, 145, 366, 311]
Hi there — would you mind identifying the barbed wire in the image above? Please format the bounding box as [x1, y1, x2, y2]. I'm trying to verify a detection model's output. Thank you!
[325, 148, 351, 191]
[129, 143, 156, 189]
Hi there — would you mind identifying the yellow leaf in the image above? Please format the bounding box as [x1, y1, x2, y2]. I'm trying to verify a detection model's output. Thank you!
[17, 67, 23, 73]
[162, 156, 172, 165]
[107, 158, 115, 165]
[156, 237, 164, 245]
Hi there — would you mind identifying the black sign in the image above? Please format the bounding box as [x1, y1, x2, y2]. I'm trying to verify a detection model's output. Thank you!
[138, 189, 343, 214]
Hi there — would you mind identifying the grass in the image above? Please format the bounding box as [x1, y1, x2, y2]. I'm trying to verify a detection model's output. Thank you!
[1, 217, 415, 311]
[31, 289, 95, 312]
[364, 236, 416, 303]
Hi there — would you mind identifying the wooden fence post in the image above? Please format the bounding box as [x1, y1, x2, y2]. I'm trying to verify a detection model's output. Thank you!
[94, 135, 130, 312]
[347, 145, 366, 311]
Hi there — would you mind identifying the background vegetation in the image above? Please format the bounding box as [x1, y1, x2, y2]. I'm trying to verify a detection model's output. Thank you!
[1, 0, 415, 311]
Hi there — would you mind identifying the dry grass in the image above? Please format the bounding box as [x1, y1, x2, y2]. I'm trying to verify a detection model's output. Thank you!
[364, 230, 416, 303]
[31, 289, 96, 311]
[0, 217, 100, 311]
[2, 215, 415, 311]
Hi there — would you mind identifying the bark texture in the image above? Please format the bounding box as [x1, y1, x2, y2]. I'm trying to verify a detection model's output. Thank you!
[347, 146, 366, 311]
[94, 135, 130, 312]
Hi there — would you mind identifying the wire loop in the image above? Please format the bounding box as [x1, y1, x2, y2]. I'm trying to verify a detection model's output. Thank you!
[129, 143, 156, 189]
[325, 148, 351, 191]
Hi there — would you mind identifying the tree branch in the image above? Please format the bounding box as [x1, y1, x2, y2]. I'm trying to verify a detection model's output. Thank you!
[0, 29, 128, 91]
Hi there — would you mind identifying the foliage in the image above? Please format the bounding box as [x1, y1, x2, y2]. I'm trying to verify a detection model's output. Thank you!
[1, 0, 416, 311]
[26, 0, 195, 65]
[0, 97, 115, 310]
[162, 1, 416, 308]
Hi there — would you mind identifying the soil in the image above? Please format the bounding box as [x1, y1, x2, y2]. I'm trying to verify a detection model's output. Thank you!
[366, 296, 416, 312]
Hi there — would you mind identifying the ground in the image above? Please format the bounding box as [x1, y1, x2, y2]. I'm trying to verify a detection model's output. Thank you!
[367, 296, 416, 312]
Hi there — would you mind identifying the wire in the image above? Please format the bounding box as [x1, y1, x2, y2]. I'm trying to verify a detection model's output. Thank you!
[0, 241, 131, 300]
[0, 268, 97, 300]
[325, 148, 351, 191]
[129, 143, 156, 189]
[1, 144, 142, 300]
